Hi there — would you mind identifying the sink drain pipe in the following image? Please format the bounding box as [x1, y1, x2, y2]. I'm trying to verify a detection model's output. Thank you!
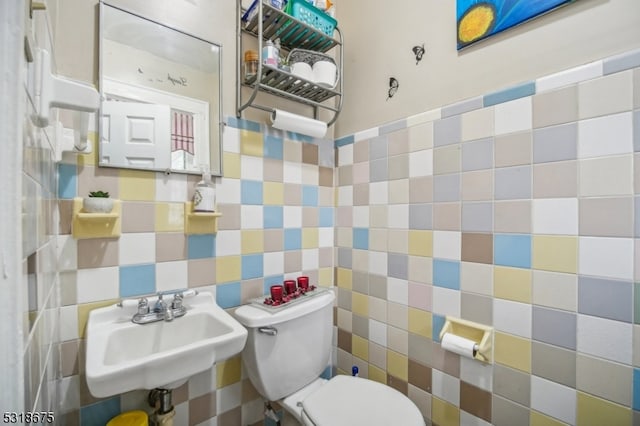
[149, 388, 175, 426]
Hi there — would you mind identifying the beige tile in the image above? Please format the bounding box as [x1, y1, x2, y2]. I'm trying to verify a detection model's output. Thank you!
[533, 85, 578, 128]
[579, 196, 633, 237]
[368, 296, 387, 323]
[579, 155, 633, 197]
[338, 165, 353, 186]
[387, 326, 409, 355]
[389, 154, 409, 180]
[353, 139, 369, 163]
[60, 340, 80, 377]
[369, 229, 388, 252]
[283, 139, 302, 162]
[77, 238, 119, 269]
[284, 251, 301, 272]
[388, 229, 409, 254]
[578, 71, 633, 120]
[460, 261, 493, 296]
[319, 166, 333, 187]
[156, 232, 187, 262]
[635, 153, 640, 194]
[189, 392, 216, 424]
[495, 132, 532, 167]
[533, 160, 578, 198]
[494, 200, 531, 234]
[409, 176, 433, 203]
[353, 183, 369, 205]
[302, 143, 318, 165]
[187, 258, 216, 287]
[461, 106, 494, 142]
[409, 122, 434, 151]
[532, 270, 577, 312]
[408, 256, 433, 284]
[369, 342, 387, 370]
[388, 179, 410, 204]
[352, 162, 369, 184]
[387, 302, 408, 330]
[576, 354, 632, 406]
[121, 201, 155, 233]
[434, 145, 461, 175]
[283, 183, 302, 205]
[389, 129, 410, 156]
[369, 205, 388, 228]
[217, 204, 241, 230]
[59, 199, 74, 235]
[433, 202, 460, 231]
[78, 164, 120, 200]
[461, 170, 493, 201]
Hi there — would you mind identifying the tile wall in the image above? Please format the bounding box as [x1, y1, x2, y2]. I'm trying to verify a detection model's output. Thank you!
[56, 122, 335, 424]
[333, 49, 640, 426]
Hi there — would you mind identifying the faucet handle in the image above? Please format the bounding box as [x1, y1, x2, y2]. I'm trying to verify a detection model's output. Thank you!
[154, 294, 166, 312]
[137, 297, 149, 315]
[171, 293, 184, 309]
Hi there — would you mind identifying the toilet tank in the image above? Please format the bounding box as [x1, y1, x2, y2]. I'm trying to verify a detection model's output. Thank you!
[233, 290, 335, 401]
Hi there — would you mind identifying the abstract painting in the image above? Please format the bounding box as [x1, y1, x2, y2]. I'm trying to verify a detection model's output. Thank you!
[457, 0, 574, 50]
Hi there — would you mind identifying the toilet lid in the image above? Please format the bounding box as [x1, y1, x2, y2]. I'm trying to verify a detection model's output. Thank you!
[301, 375, 425, 426]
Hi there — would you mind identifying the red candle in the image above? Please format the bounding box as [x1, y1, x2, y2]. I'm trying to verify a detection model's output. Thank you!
[284, 280, 297, 295]
[270, 285, 284, 302]
[297, 276, 309, 290]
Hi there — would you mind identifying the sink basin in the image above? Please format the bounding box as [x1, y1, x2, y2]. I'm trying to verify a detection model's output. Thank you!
[86, 291, 247, 398]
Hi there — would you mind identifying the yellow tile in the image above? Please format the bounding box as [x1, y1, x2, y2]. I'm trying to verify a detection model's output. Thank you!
[432, 396, 460, 426]
[217, 356, 242, 388]
[223, 152, 241, 179]
[352, 335, 369, 361]
[337, 267, 352, 290]
[240, 130, 264, 157]
[77, 300, 118, 339]
[576, 392, 631, 426]
[119, 169, 156, 201]
[387, 350, 408, 381]
[530, 410, 568, 426]
[494, 266, 532, 303]
[155, 203, 185, 232]
[408, 230, 433, 257]
[533, 235, 578, 274]
[216, 256, 241, 283]
[242, 230, 264, 254]
[263, 182, 284, 205]
[494, 331, 531, 373]
[408, 308, 432, 338]
[368, 364, 387, 384]
[302, 228, 319, 249]
[318, 267, 333, 287]
[352, 292, 369, 317]
[77, 132, 98, 166]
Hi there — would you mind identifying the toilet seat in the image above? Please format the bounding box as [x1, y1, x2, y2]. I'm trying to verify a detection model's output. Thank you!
[300, 375, 425, 426]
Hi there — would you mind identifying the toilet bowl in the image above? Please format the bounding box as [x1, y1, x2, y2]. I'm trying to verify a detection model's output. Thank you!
[233, 289, 425, 426]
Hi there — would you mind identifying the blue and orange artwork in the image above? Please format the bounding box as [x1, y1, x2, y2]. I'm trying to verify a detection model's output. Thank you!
[457, 0, 574, 50]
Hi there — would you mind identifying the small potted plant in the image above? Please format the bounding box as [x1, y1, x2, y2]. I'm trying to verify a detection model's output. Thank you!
[83, 190, 114, 213]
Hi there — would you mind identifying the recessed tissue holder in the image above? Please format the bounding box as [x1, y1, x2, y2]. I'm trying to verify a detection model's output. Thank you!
[439, 316, 493, 363]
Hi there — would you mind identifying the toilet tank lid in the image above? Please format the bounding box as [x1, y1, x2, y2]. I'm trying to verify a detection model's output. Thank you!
[233, 290, 335, 328]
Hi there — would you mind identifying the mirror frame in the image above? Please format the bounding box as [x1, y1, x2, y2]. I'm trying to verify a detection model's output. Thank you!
[98, 1, 223, 176]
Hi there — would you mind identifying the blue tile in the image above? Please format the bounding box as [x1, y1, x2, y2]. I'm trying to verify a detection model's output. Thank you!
[433, 174, 460, 202]
[319, 207, 334, 227]
[494, 234, 531, 268]
[80, 397, 120, 426]
[216, 281, 242, 308]
[226, 115, 261, 132]
[388, 253, 408, 280]
[58, 163, 77, 199]
[484, 82, 536, 107]
[634, 368, 640, 410]
[432, 314, 447, 343]
[264, 134, 284, 160]
[120, 264, 155, 297]
[578, 276, 632, 323]
[241, 180, 263, 205]
[338, 247, 352, 268]
[242, 254, 264, 280]
[353, 228, 369, 250]
[264, 274, 285, 295]
[379, 119, 407, 135]
[264, 205, 284, 229]
[532, 306, 576, 350]
[433, 259, 460, 290]
[284, 228, 302, 250]
[604, 48, 640, 75]
[434, 115, 461, 147]
[302, 185, 319, 206]
[188, 234, 216, 259]
[335, 134, 355, 148]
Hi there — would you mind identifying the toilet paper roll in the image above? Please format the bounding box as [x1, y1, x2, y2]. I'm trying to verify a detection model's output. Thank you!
[270, 109, 327, 138]
[441, 333, 478, 359]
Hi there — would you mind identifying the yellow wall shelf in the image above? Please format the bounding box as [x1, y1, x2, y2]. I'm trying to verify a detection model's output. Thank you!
[72, 197, 121, 239]
[184, 202, 222, 234]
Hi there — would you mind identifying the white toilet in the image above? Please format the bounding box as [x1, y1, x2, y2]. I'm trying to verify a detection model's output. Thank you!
[234, 289, 425, 426]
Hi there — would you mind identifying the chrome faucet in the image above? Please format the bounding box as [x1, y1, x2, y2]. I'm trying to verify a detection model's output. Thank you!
[119, 290, 196, 325]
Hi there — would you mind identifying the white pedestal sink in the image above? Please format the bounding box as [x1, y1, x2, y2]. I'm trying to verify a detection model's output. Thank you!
[85, 291, 247, 398]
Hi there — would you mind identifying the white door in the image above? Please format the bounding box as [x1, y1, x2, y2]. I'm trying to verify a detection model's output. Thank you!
[101, 101, 171, 169]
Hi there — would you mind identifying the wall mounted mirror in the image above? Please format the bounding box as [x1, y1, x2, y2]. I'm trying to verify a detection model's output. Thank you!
[99, 2, 222, 176]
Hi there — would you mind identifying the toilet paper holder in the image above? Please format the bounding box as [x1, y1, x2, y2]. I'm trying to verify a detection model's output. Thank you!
[439, 316, 493, 363]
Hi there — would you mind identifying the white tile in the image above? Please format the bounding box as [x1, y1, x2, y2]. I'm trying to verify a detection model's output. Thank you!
[283, 161, 302, 184]
[337, 185, 353, 206]
[530, 376, 576, 424]
[369, 319, 387, 347]
[579, 237, 634, 280]
[57, 235, 77, 271]
[217, 382, 242, 413]
[58, 376, 80, 413]
[460, 357, 493, 392]
[433, 230, 461, 260]
[532, 198, 578, 235]
[240, 155, 264, 180]
[240, 205, 263, 229]
[536, 60, 603, 93]
[494, 97, 532, 136]
[462, 107, 494, 142]
[407, 108, 441, 127]
[172, 402, 189, 426]
[532, 270, 577, 312]
[493, 299, 531, 338]
[283, 205, 302, 228]
[215, 230, 241, 257]
[318, 228, 334, 248]
[217, 178, 241, 204]
[460, 411, 492, 426]
[119, 233, 155, 265]
[354, 127, 379, 142]
[431, 370, 460, 406]
[188, 366, 217, 398]
[460, 262, 493, 296]
[388, 179, 409, 205]
[302, 163, 320, 186]
[59, 305, 78, 341]
[369, 251, 388, 276]
[302, 248, 319, 270]
[409, 149, 433, 177]
[432, 286, 460, 317]
[77, 266, 119, 303]
[242, 398, 265, 426]
[352, 249, 369, 272]
[387, 204, 409, 229]
[337, 143, 354, 166]
[578, 112, 633, 159]
[155, 173, 188, 202]
[579, 155, 633, 197]
[155, 261, 188, 292]
[261, 251, 284, 277]
[577, 314, 632, 364]
[387, 277, 408, 305]
[222, 125, 240, 153]
[578, 72, 634, 119]
[369, 181, 388, 205]
[352, 206, 370, 227]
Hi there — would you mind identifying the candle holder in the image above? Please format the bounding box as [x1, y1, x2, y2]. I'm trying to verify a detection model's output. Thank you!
[270, 285, 284, 303]
[284, 280, 297, 295]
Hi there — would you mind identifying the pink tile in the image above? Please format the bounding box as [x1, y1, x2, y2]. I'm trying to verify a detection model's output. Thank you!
[409, 282, 432, 311]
